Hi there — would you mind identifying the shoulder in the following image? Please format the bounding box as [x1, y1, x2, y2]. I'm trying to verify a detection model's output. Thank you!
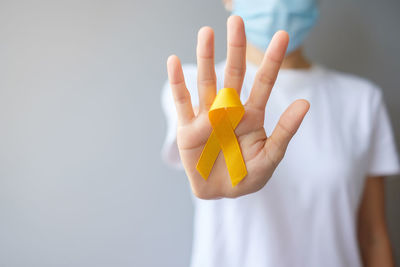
[320, 66, 382, 100]
[317, 67, 386, 140]
[315, 66, 384, 123]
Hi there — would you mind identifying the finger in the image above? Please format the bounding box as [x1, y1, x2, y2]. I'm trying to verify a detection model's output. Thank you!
[197, 26, 217, 112]
[265, 99, 310, 167]
[246, 31, 289, 111]
[167, 55, 195, 125]
[224, 15, 246, 95]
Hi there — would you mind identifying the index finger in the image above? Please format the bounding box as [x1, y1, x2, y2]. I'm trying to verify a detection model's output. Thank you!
[245, 31, 289, 111]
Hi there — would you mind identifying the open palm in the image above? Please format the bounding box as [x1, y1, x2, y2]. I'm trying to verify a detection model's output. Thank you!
[167, 16, 309, 199]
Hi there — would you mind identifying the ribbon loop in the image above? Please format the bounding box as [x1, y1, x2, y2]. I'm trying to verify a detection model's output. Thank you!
[196, 88, 247, 187]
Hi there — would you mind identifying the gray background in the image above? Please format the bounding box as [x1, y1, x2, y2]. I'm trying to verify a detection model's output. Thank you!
[0, 0, 399, 266]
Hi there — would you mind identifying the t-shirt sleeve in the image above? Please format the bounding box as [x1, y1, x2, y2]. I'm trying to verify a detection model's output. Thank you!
[160, 79, 183, 169]
[366, 88, 400, 177]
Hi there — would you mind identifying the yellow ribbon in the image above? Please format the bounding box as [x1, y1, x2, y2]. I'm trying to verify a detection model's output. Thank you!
[196, 88, 247, 187]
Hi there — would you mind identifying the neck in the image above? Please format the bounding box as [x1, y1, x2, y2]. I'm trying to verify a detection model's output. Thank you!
[246, 42, 312, 69]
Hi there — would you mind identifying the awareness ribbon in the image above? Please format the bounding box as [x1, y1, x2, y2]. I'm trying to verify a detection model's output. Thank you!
[196, 88, 247, 187]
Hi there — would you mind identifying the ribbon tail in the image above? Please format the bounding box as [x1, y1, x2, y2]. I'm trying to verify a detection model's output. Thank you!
[213, 115, 247, 187]
[196, 131, 220, 180]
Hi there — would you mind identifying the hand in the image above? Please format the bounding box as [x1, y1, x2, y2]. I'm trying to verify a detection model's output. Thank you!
[167, 16, 310, 199]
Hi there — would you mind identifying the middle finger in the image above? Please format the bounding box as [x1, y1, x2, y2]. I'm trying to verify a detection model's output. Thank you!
[224, 15, 247, 95]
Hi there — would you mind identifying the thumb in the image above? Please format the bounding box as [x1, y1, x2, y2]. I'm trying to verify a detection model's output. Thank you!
[264, 99, 310, 167]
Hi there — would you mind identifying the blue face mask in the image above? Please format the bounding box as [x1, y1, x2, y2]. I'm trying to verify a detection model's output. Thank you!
[232, 0, 319, 53]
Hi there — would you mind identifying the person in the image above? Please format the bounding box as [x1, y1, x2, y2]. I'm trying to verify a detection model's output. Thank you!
[161, 0, 400, 266]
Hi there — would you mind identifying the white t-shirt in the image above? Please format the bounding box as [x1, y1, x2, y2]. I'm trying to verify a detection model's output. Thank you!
[161, 60, 400, 267]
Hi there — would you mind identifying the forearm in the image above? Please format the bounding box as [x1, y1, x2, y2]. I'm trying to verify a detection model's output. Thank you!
[358, 226, 394, 267]
[358, 177, 394, 267]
